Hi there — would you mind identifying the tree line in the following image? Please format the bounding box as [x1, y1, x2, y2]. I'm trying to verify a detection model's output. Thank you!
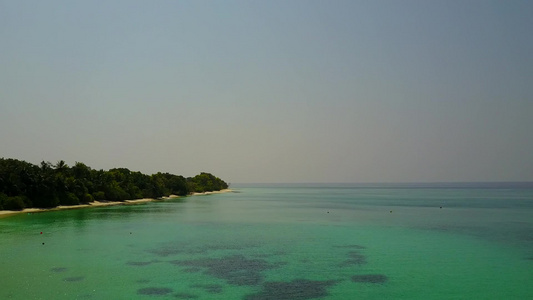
[0, 158, 228, 210]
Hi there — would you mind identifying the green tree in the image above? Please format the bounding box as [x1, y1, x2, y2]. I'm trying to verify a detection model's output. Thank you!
[0, 157, 228, 209]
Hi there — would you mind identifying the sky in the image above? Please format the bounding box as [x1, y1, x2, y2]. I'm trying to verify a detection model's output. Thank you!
[1, 0, 532, 183]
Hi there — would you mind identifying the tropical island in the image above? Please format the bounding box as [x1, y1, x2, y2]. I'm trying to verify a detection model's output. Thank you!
[0, 157, 229, 212]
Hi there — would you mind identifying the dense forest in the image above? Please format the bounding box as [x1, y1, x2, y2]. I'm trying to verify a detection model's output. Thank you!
[0, 158, 228, 211]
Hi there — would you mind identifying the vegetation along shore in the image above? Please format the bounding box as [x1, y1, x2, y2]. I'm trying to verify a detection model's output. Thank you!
[0, 157, 229, 215]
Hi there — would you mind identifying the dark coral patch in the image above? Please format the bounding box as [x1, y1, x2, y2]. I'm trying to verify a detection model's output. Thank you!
[190, 284, 223, 294]
[137, 287, 173, 295]
[63, 276, 84, 282]
[173, 293, 199, 299]
[245, 279, 339, 300]
[351, 274, 388, 284]
[127, 261, 153, 266]
[136, 279, 150, 284]
[171, 255, 282, 286]
[51, 267, 67, 273]
[339, 251, 366, 267]
[148, 246, 203, 257]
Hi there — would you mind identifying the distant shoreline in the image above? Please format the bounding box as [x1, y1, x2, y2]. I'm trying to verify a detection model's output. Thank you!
[0, 189, 232, 218]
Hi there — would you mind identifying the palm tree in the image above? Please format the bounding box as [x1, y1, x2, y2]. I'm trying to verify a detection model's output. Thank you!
[55, 160, 68, 172]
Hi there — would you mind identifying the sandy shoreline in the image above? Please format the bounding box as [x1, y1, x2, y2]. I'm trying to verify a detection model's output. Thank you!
[0, 189, 232, 218]
[190, 189, 233, 196]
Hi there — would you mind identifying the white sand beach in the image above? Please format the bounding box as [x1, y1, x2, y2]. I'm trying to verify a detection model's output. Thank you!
[191, 189, 233, 196]
[0, 190, 232, 218]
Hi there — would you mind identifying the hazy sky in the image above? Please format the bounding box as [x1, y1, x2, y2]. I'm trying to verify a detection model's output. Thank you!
[1, 0, 532, 183]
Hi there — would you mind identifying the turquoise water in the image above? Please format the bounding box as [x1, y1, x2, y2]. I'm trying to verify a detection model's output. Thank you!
[1, 184, 532, 299]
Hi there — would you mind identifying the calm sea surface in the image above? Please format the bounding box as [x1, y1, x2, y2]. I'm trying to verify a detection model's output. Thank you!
[1, 183, 532, 299]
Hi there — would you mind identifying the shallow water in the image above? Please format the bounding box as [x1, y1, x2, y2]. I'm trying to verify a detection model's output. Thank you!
[1, 184, 532, 299]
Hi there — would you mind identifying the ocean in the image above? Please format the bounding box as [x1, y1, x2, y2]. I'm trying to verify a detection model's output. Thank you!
[0, 183, 532, 299]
